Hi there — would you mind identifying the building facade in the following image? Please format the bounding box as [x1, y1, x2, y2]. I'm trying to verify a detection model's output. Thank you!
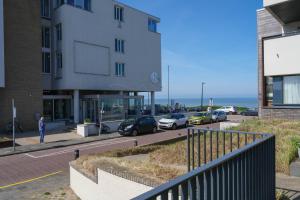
[258, 0, 300, 119]
[0, 0, 161, 131]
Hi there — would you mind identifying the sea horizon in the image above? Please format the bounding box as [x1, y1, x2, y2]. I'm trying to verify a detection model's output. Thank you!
[144, 97, 258, 108]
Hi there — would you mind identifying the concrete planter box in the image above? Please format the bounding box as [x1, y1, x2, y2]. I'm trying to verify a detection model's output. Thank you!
[77, 123, 98, 137]
[70, 164, 153, 200]
[219, 122, 240, 130]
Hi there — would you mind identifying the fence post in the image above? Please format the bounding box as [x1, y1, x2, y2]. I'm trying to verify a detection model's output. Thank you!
[187, 129, 190, 172]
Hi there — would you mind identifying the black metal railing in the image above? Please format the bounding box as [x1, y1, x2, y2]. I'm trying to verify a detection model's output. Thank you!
[132, 128, 275, 200]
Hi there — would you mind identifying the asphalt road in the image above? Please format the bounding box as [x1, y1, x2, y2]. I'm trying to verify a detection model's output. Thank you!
[0, 122, 221, 199]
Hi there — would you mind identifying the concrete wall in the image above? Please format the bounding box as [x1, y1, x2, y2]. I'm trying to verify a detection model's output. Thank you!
[52, 0, 161, 92]
[70, 165, 153, 200]
[0, 0, 4, 88]
[264, 34, 300, 76]
[0, 0, 43, 131]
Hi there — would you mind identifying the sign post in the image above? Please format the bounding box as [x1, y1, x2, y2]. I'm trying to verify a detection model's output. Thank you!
[12, 99, 16, 151]
[98, 102, 104, 136]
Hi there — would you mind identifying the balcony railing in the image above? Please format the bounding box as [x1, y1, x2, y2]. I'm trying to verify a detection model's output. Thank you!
[133, 128, 275, 200]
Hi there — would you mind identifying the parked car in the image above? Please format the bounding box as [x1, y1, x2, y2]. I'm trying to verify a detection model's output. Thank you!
[96, 123, 110, 134]
[215, 106, 237, 115]
[158, 114, 188, 130]
[188, 112, 212, 125]
[240, 109, 258, 116]
[212, 111, 227, 122]
[118, 116, 157, 136]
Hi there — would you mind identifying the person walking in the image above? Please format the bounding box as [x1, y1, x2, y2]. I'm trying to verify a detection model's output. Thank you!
[38, 117, 46, 143]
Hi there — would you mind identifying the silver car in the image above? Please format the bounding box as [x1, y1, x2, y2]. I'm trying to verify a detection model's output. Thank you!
[212, 111, 227, 122]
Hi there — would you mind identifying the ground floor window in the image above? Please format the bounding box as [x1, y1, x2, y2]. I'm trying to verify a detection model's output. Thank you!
[43, 98, 72, 121]
[265, 75, 300, 106]
[82, 96, 143, 123]
[283, 76, 300, 104]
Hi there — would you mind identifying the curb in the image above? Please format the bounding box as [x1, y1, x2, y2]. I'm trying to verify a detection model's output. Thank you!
[0, 134, 122, 158]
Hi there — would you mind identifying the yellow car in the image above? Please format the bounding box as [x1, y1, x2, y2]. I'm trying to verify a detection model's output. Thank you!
[188, 112, 213, 125]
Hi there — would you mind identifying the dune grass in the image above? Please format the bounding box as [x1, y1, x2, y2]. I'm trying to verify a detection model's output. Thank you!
[231, 118, 300, 174]
[74, 118, 300, 185]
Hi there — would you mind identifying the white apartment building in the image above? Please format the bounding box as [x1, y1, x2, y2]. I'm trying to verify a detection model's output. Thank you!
[0, 0, 161, 131]
[42, 0, 162, 123]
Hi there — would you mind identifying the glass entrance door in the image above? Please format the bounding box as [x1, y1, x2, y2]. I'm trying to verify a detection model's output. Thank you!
[43, 99, 53, 121]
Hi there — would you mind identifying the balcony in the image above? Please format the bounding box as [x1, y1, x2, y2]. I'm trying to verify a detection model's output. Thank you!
[133, 128, 275, 200]
[264, 0, 300, 24]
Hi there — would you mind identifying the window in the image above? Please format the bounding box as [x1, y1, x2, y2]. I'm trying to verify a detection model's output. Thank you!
[42, 52, 51, 73]
[56, 52, 63, 69]
[67, 0, 74, 6]
[42, 27, 51, 48]
[269, 75, 300, 105]
[67, 0, 91, 11]
[56, 0, 64, 8]
[115, 63, 125, 77]
[115, 39, 125, 53]
[84, 0, 91, 10]
[283, 76, 300, 104]
[56, 23, 62, 41]
[114, 6, 124, 22]
[41, 0, 51, 18]
[272, 76, 283, 105]
[265, 77, 273, 102]
[148, 18, 157, 32]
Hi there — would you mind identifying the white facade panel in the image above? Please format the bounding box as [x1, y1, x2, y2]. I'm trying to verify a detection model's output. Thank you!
[264, 0, 288, 7]
[74, 41, 110, 75]
[53, 0, 161, 92]
[0, 0, 4, 88]
[264, 34, 300, 76]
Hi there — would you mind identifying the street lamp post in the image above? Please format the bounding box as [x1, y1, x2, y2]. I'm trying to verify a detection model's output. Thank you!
[201, 82, 205, 111]
[168, 65, 170, 112]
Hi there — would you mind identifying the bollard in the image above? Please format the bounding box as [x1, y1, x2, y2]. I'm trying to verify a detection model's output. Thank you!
[134, 140, 138, 147]
[74, 149, 80, 160]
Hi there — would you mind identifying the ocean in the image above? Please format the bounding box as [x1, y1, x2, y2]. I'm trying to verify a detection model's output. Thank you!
[145, 98, 258, 109]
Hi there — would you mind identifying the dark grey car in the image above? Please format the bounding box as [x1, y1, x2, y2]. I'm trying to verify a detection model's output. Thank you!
[212, 111, 227, 122]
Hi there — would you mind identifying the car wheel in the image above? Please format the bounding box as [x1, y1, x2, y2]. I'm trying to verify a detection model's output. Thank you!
[153, 126, 157, 133]
[132, 129, 138, 136]
[172, 124, 177, 130]
[229, 111, 233, 115]
[185, 122, 188, 128]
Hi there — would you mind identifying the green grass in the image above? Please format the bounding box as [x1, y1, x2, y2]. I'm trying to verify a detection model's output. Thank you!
[231, 118, 300, 174]
[276, 190, 290, 200]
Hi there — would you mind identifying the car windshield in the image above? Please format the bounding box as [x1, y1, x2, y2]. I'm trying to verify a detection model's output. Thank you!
[194, 113, 205, 117]
[213, 111, 218, 115]
[124, 118, 137, 123]
[165, 114, 178, 119]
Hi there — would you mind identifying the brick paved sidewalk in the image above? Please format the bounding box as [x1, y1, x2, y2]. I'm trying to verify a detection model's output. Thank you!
[277, 173, 300, 200]
[0, 132, 121, 157]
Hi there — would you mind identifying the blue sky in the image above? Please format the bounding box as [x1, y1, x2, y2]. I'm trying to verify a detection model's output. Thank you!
[119, 0, 263, 99]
